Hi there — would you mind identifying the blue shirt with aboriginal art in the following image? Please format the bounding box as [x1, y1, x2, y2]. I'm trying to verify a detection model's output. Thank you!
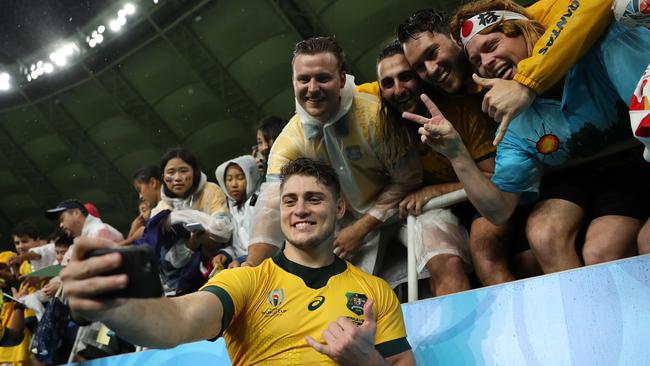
[492, 23, 650, 203]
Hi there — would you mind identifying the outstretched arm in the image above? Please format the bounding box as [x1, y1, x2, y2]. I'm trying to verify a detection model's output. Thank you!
[61, 237, 223, 348]
[403, 94, 520, 225]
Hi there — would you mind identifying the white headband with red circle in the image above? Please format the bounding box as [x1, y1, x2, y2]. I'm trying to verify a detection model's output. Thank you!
[460, 10, 529, 48]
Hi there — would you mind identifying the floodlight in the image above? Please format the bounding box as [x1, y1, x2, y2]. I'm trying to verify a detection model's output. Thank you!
[124, 3, 136, 15]
[118, 9, 126, 18]
[89, 39, 97, 48]
[0, 73, 9, 81]
[153, 0, 159, 4]
[109, 20, 121, 32]
[26, 75, 32, 82]
[96, 34, 104, 44]
[37, 60, 43, 68]
[43, 63, 53, 73]
[0, 82, 10, 91]
[117, 16, 127, 26]
[30, 71, 38, 79]
[62, 44, 75, 56]
[30, 64, 36, 71]
[98, 25, 105, 33]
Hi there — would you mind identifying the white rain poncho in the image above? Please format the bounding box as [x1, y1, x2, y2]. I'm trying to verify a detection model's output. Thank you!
[398, 208, 470, 272]
[215, 155, 260, 258]
[152, 172, 233, 270]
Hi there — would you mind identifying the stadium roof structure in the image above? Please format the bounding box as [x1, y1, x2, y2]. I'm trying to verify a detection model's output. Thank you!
[0, 0, 532, 245]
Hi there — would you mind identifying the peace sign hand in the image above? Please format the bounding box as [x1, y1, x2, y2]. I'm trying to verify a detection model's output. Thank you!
[402, 93, 464, 159]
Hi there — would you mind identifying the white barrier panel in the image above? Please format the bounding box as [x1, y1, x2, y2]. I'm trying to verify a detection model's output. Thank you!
[77, 254, 650, 365]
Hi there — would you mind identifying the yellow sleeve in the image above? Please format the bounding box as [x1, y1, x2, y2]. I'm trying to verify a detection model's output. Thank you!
[356, 81, 381, 97]
[516, 0, 612, 94]
[18, 261, 31, 277]
[266, 116, 306, 177]
[373, 279, 409, 354]
[200, 266, 259, 330]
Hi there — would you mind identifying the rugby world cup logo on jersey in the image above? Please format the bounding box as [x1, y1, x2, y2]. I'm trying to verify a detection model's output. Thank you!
[268, 288, 285, 307]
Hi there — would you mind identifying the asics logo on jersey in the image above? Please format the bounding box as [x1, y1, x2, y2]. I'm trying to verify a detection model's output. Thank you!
[308, 296, 326, 311]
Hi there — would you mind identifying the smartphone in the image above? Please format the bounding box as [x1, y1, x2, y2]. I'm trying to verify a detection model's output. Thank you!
[0, 290, 27, 307]
[86, 246, 163, 299]
[184, 222, 205, 233]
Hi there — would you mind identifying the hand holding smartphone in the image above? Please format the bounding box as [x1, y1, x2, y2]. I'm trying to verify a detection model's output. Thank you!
[184, 222, 205, 234]
[85, 246, 163, 299]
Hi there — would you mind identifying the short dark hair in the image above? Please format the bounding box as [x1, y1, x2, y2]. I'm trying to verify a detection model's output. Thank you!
[292, 36, 347, 72]
[397, 9, 451, 43]
[54, 233, 73, 247]
[12, 221, 39, 240]
[132, 164, 162, 184]
[258, 116, 286, 142]
[376, 40, 404, 64]
[160, 147, 201, 198]
[280, 158, 341, 197]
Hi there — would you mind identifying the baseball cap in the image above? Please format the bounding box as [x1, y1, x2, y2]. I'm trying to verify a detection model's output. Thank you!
[45, 199, 88, 220]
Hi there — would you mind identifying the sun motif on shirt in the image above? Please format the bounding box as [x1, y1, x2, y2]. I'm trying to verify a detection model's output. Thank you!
[536, 134, 560, 154]
[525, 123, 568, 161]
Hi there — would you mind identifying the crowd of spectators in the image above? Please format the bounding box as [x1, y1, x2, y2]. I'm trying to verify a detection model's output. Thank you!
[1, 0, 648, 364]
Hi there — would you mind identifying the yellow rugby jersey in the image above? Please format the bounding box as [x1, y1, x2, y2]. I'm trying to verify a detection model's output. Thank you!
[200, 252, 410, 365]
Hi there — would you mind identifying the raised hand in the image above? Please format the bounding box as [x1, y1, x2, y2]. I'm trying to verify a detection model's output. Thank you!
[306, 299, 383, 366]
[472, 73, 535, 145]
[402, 93, 463, 159]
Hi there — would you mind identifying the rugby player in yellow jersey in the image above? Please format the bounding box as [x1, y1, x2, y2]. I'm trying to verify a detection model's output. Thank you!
[60, 158, 415, 365]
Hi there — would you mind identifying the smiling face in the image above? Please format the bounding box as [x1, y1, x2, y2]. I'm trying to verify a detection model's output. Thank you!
[280, 174, 345, 251]
[13, 235, 39, 255]
[465, 31, 529, 80]
[292, 52, 346, 122]
[225, 164, 247, 205]
[378, 53, 422, 114]
[403, 31, 469, 94]
[163, 157, 194, 197]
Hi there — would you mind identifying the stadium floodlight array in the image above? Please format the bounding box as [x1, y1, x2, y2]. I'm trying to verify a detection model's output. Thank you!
[10, 2, 150, 89]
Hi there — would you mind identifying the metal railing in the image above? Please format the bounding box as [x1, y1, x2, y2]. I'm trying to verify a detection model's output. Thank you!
[406, 189, 468, 302]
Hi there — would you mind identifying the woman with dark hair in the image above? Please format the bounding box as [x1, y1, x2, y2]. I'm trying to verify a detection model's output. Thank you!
[119, 165, 164, 246]
[132, 164, 163, 209]
[254, 116, 286, 176]
[142, 147, 232, 295]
